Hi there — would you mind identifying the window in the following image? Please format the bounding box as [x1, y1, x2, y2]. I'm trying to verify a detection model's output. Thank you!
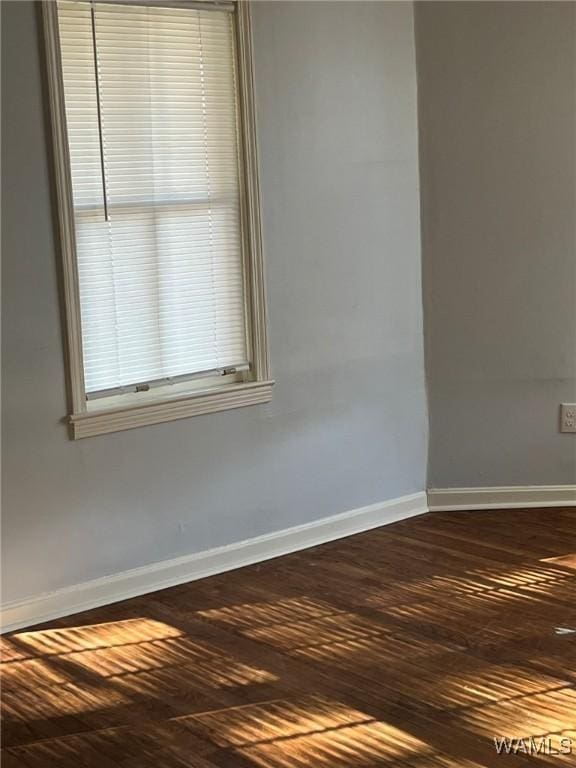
[43, 0, 271, 438]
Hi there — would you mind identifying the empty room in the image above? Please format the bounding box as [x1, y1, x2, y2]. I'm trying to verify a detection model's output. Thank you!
[1, 0, 575, 765]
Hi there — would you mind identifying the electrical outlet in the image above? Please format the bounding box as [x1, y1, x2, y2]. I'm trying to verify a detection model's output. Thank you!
[560, 403, 576, 433]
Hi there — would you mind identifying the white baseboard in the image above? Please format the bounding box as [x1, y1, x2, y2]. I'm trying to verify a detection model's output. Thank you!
[428, 485, 576, 512]
[1, 491, 427, 634]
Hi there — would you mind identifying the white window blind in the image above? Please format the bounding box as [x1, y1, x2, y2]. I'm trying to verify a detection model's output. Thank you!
[57, 0, 248, 396]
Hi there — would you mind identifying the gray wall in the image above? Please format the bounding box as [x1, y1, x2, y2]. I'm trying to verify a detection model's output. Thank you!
[416, 1, 576, 487]
[1, 2, 426, 604]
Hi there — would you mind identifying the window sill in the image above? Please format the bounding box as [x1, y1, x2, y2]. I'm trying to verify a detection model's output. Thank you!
[69, 379, 274, 439]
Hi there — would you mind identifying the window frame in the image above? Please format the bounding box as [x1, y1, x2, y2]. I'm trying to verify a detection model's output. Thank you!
[42, 0, 272, 439]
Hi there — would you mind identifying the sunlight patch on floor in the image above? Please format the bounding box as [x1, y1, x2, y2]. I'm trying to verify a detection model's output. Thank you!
[542, 554, 576, 571]
[197, 596, 345, 630]
[6, 617, 183, 657]
[455, 687, 576, 758]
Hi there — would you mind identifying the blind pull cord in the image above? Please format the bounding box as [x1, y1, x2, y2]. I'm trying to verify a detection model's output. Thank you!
[90, 0, 109, 222]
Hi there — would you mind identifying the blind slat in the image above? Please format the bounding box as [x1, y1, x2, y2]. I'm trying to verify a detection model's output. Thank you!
[57, 0, 248, 395]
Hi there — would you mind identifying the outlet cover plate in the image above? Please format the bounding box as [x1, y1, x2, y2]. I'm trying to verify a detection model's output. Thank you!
[560, 403, 576, 433]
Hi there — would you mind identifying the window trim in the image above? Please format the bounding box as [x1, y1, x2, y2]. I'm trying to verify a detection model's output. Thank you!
[42, 0, 272, 439]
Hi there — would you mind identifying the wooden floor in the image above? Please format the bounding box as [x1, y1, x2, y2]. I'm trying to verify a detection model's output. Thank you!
[2, 508, 575, 767]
